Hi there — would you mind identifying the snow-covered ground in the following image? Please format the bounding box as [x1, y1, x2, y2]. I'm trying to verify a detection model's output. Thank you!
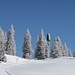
[0, 54, 75, 75]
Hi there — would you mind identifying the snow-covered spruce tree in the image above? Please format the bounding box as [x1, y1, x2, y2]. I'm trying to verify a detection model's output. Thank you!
[62, 43, 69, 57]
[35, 29, 45, 59]
[0, 27, 7, 62]
[35, 29, 50, 59]
[62, 43, 72, 57]
[51, 36, 63, 58]
[68, 48, 72, 57]
[6, 25, 16, 56]
[22, 29, 33, 59]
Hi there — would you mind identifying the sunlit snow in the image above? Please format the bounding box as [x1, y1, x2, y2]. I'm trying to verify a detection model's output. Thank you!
[0, 54, 75, 75]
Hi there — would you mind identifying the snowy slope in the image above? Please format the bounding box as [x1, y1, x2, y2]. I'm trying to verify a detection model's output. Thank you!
[0, 54, 75, 75]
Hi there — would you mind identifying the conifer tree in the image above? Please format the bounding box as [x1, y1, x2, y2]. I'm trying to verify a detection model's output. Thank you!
[35, 29, 50, 59]
[51, 36, 63, 58]
[6, 25, 16, 56]
[22, 29, 33, 59]
[62, 43, 69, 57]
[35, 29, 45, 59]
[0, 27, 7, 62]
[68, 48, 72, 57]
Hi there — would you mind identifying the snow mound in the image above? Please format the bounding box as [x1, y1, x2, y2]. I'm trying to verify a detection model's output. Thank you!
[6, 54, 26, 64]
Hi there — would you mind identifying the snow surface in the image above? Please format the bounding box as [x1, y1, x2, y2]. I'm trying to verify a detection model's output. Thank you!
[0, 54, 75, 75]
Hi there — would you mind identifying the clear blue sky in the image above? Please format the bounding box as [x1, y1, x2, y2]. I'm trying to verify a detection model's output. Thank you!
[0, 0, 75, 57]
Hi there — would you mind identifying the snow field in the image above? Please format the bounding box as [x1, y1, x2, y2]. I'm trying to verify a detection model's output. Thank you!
[0, 54, 75, 75]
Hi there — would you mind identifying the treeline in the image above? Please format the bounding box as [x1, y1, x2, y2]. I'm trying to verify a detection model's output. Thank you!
[0, 25, 75, 62]
[23, 29, 73, 59]
[23, 28, 75, 59]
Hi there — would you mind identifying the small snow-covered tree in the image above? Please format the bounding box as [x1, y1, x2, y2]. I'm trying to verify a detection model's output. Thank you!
[0, 27, 7, 62]
[35, 29, 46, 59]
[62, 43, 72, 57]
[51, 36, 63, 58]
[22, 29, 33, 59]
[62, 43, 69, 57]
[6, 25, 16, 56]
[68, 48, 72, 57]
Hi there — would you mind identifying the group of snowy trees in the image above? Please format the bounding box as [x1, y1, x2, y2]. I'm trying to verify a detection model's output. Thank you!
[51, 36, 72, 58]
[0, 25, 16, 62]
[22, 29, 50, 59]
[23, 29, 50, 59]
[22, 29, 73, 60]
[0, 25, 74, 62]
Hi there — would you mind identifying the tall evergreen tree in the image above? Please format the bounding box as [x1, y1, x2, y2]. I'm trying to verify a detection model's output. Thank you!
[51, 36, 63, 58]
[6, 25, 16, 56]
[35, 29, 50, 59]
[0, 27, 7, 62]
[35, 29, 45, 59]
[22, 29, 33, 59]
